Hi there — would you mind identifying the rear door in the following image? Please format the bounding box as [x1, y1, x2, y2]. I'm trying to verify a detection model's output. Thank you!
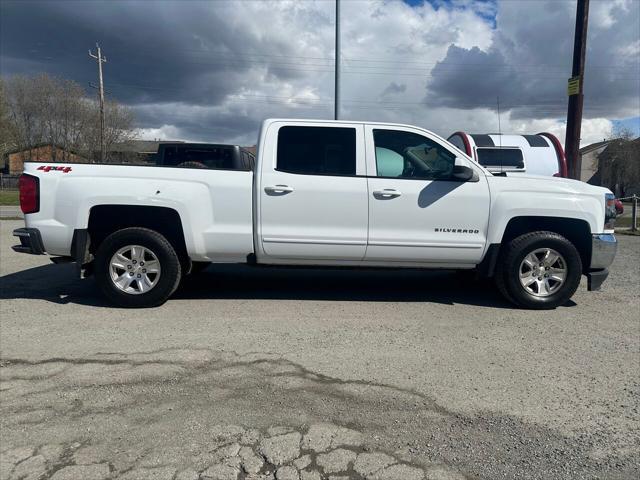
[364, 125, 490, 265]
[258, 121, 369, 261]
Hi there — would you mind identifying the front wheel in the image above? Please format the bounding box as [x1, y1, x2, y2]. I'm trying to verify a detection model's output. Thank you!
[94, 227, 182, 308]
[495, 231, 582, 309]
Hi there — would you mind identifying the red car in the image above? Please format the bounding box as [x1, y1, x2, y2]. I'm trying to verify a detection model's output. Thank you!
[615, 199, 624, 215]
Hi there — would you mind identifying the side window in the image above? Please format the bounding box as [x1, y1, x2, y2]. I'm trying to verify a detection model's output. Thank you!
[277, 126, 356, 176]
[448, 135, 465, 152]
[373, 129, 456, 180]
[476, 148, 524, 169]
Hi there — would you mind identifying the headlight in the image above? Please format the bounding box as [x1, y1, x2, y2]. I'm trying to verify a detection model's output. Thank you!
[604, 193, 616, 230]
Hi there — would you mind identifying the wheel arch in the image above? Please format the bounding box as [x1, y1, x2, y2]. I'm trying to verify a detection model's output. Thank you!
[87, 205, 189, 264]
[500, 216, 592, 272]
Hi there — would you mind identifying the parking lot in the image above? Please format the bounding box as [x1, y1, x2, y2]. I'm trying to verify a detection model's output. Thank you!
[1, 219, 638, 479]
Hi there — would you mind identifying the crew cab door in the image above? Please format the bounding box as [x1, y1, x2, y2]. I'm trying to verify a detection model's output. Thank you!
[364, 125, 490, 265]
[257, 121, 368, 261]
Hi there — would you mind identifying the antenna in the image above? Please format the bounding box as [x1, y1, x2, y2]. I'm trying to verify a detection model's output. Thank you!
[497, 96, 503, 172]
[497, 96, 502, 145]
[334, 0, 340, 120]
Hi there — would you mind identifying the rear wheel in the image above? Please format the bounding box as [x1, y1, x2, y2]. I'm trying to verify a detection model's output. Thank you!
[94, 227, 182, 308]
[495, 231, 582, 309]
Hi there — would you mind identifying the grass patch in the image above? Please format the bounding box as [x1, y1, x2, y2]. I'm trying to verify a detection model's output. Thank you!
[0, 190, 19, 206]
[615, 217, 637, 228]
[615, 229, 640, 236]
[615, 216, 640, 235]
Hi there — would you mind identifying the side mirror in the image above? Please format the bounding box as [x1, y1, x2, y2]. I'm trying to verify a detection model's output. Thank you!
[451, 165, 477, 182]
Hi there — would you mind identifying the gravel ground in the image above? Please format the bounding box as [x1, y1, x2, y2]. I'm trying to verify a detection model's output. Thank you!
[1, 219, 639, 480]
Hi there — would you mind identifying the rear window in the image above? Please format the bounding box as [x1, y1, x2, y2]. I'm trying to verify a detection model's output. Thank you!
[164, 145, 235, 169]
[448, 135, 466, 152]
[277, 126, 356, 176]
[476, 148, 524, 169]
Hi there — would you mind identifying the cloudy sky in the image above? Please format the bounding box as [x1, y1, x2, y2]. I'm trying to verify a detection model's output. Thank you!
[1, 0, 639, 146]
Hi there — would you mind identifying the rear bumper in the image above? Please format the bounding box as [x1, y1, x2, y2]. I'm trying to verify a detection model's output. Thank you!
[12, 228, 46, 255]
[586, 234, 617, 291]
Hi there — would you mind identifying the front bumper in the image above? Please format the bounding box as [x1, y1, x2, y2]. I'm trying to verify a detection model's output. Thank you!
[12, 228, 46, 255]
[591, 233, 617, 269]
[586, 233, 617, 291]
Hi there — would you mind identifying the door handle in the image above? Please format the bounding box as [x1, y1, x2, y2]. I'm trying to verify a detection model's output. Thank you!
[264, 184, 294, 194]
[373, 189, 402, 199]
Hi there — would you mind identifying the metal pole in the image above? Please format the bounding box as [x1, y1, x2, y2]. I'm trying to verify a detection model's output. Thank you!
[334, 0, 340, 121]
[89, 43, 107, 163]
[564, 0, 590, 180]
[632, 195, 638, 232]
[97, 45, 105, 163]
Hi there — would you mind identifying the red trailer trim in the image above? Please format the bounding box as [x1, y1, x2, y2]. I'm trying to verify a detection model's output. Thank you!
[450, 131, 473, 157]
[538, 132, 568, 178]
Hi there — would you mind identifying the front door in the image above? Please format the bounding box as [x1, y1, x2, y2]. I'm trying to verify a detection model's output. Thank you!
[258, 122, 369, 261]
[364, 125, 490, 265]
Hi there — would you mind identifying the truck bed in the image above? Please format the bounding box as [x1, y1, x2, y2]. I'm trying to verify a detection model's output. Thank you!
[22, 162, 255, 262]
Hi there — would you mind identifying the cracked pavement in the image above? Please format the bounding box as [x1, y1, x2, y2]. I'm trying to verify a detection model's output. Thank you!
[1, 220, 639, 479]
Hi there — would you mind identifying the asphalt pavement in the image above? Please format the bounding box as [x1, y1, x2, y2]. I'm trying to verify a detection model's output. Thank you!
[1, 219, 638, 480]
[0, 206, 22, 219]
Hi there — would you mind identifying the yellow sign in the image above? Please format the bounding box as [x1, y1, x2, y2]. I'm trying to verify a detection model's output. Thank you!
[567, 76, 581, 96]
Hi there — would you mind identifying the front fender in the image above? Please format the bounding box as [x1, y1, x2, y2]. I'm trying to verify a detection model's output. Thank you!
[487, 181, 603, 245]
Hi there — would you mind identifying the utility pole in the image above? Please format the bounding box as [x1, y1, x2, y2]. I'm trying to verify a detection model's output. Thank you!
[334, 0, 340, 121]
[564, 0, 590, 180]
[89, 43, 107, 163]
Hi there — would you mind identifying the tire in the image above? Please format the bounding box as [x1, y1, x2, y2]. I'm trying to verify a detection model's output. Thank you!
[177, 161, 206, 169]
[495, 231, 582, 310]
[94, 227, 182, 308]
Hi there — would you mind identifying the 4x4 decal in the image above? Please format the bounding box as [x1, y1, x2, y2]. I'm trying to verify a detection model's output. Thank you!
[37, 165, 72, 173]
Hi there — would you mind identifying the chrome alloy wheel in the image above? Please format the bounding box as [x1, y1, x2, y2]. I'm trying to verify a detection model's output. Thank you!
[518, 248, 567, 297]
[109, 245, 161, 295]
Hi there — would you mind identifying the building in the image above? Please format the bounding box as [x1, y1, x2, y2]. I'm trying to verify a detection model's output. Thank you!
[4, 144, 86, 175]
[2, 140, 183, 174]
[579, 138, 640, 196]
[596, 137, 640, 197]
[101, 140, 181, 165]
[578, 140, 612, 184]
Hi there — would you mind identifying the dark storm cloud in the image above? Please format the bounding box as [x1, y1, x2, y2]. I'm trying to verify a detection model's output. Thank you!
[0, 0, 311, 106]
[132, 102, 263, 143]
[381, 81, 407, 97]
[426, 0, 640, 120]
[0, 0, 336, 140]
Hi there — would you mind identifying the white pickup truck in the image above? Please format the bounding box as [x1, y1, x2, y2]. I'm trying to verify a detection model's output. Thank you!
[13, 119, 617, 309]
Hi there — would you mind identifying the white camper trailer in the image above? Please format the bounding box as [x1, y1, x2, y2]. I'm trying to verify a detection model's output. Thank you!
[447, 132, 568, 178]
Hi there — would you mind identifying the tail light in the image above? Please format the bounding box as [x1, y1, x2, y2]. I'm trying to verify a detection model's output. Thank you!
[604, 193, 616, 230]
[19, 174, 40, 214]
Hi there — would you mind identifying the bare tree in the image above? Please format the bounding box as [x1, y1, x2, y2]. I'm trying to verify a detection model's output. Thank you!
[598, 126, 640, 197]
[0, 80, 19, 159]
[2, 74, 135, 162]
